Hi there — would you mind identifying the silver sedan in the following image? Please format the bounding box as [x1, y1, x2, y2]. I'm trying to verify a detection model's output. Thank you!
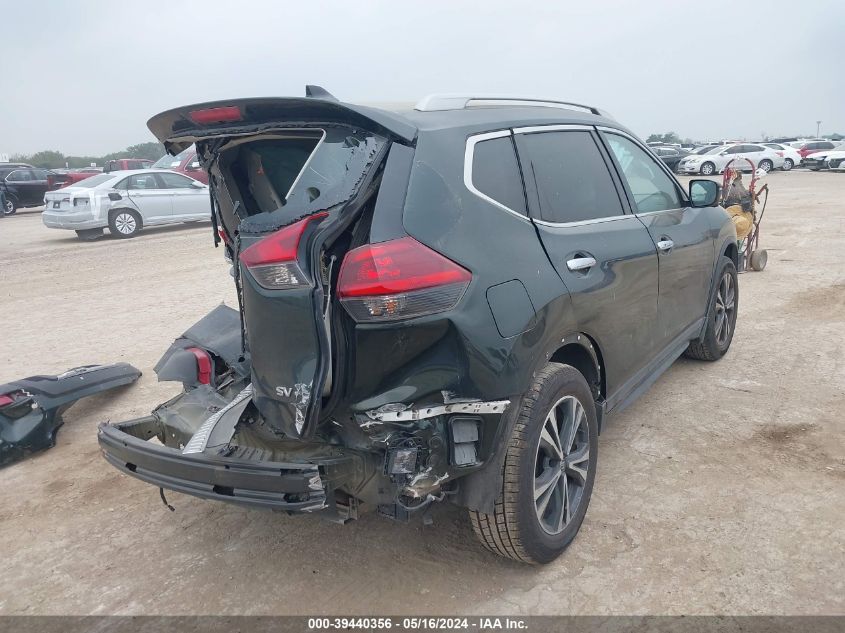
[42, 169, 210, 240]
[677, 143, 785, 176]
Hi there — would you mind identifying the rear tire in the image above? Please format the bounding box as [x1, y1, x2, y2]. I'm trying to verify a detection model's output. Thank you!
[75, 229, 103, 241]
[108, 209, 142, 238]
[469, 363, 598, 564]
[759, 159, 773, 172]
[685, 256, 738, 361]
[783, 158, 794, 171]
[700, 162, 716, 176]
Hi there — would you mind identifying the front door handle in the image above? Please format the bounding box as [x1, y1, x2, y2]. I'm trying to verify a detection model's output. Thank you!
[566, 256, 597, 272]
[657, 238, 674, 253]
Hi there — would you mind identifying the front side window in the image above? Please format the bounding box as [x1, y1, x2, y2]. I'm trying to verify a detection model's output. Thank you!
[603, 133, 684, 213]
[517, 130, 624, 223]
[470, 135, 526, 215]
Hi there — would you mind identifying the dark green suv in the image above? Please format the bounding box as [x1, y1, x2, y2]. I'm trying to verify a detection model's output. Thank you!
[99, 88, 738, 564]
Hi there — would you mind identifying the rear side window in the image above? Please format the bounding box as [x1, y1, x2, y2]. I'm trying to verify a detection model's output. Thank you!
[158, 172, 195, 189]
[6, 170, 32, 182]
[518, 131, 624, 223]
[470, 136, 526, 215]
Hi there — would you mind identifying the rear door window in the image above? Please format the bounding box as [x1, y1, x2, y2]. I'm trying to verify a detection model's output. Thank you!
[602, 133, 684, 213]
[517, 130, 624, 223]
[125, 173, 159, 190]
[157, 172, 196, 189]
[470, 135, 526, 215]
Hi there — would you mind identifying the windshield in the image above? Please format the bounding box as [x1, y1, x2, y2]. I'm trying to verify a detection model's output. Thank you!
[153, 147, 193, 169]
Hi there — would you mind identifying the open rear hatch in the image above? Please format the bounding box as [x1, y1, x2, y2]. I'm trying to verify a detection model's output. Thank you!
[148, 90, 415, 441]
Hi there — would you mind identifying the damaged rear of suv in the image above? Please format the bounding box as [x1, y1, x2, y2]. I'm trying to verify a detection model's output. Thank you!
[100, 88, 738, 564]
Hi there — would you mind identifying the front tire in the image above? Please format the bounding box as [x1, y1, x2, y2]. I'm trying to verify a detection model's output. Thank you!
[685, 256, 738, 361]
[700, 162, 716, 176]
[4, 197, 17, 215]
[108, 209, 142, 238]
[469, 363, 598, 564]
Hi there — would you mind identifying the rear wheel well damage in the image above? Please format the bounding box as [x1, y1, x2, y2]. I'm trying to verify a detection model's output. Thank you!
[453, 335, 606, 515]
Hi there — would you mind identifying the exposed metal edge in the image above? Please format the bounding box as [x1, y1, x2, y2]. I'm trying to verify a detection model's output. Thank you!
[364, 399, 510, 423]
[182, 384, 253, 454]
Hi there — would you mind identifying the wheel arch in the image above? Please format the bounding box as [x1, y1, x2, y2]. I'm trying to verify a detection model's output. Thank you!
[109, 206, 143, 227]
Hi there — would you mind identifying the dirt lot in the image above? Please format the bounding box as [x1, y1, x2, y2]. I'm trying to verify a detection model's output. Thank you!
[0, 171, 843, 616]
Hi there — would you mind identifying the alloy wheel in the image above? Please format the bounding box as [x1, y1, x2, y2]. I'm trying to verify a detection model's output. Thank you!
[114, 213, 137, 235]
[4, 199, 13, 215]
[701, 163, 714, 175]
[534, 395, 590, 535]
[714, 271, 736, 346]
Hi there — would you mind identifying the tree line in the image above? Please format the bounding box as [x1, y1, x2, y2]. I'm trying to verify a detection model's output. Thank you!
[10, 142, 165, 169]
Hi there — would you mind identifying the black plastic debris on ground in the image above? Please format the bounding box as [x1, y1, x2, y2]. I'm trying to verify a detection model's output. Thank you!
[0, 363, 141, 467]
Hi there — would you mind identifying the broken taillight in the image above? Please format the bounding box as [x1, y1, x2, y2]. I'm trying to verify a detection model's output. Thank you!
[239, 212, 328, 289]
[185, 347, 213, 385]
[337, 236, 471, 322]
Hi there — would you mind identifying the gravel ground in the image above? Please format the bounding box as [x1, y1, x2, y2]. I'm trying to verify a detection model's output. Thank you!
[0, 170, 843, 615]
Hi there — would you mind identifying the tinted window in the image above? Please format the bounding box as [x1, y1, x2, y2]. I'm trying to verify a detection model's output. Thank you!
[6, 170, 32, 182]
[158, 172, 196, 189]
[603, 133, 684, 213]
[744, 145, 765, 153]
[725, 145, 743, 154]
[519, 131, 624, 223]
[33, 169, 49, 180]
[471, 136, 526, 215]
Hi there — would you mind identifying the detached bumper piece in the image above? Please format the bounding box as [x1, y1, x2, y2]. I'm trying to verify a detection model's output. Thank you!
[98, 418, 356, 518]
[0, 363, 141, 468]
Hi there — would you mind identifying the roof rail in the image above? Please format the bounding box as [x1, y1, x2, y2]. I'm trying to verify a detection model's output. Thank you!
[414, 94, 612, 118]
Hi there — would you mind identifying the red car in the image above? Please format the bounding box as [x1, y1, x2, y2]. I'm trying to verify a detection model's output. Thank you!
[796, 140, 836, 158]
[61, 167, 102, 186]
[151, 147, 208, 184]
[103, 158, 153, 173]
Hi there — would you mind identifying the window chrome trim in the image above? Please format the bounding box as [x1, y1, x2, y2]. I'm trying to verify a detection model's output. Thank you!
[533, 214, 631, 228]
[464, 130, 530, 222]
[513, 124, 594, 134]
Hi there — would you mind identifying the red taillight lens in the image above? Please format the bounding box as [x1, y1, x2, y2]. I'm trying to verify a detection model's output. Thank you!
[189, 106, 242, 125]
[239, 212, 328, 289]
[337, 236, 471, 322]
[186, 347, 213, 385]
[776, 151, 783, 157]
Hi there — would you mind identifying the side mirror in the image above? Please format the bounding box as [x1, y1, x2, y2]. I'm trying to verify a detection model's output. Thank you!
[689, 180, 720, 207]
[108, 192, 122, 201]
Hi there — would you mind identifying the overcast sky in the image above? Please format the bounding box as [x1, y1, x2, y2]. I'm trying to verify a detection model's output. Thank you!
[2, 0, 842, 155]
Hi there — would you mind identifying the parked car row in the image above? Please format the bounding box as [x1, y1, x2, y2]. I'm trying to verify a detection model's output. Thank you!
[41, 169, 211, 239]
[676, 143, 784, 175]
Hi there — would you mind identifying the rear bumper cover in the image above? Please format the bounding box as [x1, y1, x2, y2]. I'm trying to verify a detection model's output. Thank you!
[98, 419, 349, 513]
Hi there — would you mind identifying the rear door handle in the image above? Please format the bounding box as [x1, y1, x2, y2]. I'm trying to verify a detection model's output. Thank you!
[657, 239, 674, 253]
[566, 256, 597, 272]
